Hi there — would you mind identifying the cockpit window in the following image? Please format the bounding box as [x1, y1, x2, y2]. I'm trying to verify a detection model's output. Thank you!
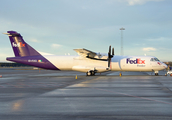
[150, 58, 160, 61]
[154, 58, 160, 61]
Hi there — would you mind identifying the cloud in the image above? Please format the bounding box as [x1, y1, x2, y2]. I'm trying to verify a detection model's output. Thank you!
[29, 38, 40, 43]
[0, 48, 13, 62]
[142, 47, 156, 51]
[146, 37, 170, 41]
[126, 0, 164, 6]
[38, 51, 54, 55]
[51, 44, 62, 49]
[0, 53, 10, 61]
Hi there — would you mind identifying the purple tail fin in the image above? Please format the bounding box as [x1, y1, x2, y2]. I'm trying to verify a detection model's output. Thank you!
[7, 31, 41, 57]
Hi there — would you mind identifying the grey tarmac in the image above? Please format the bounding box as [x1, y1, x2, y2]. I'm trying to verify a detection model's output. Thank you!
[0, 67, 172, 120]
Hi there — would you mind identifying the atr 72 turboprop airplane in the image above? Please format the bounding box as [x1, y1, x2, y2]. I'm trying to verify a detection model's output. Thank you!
[4, 31, 167, 76]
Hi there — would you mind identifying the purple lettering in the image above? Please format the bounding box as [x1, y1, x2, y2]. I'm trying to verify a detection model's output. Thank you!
[126, 58, 145, 64]
[130, 60, 133, 64]
[126, 58, 130, 64]
[133, 59, 137, 64]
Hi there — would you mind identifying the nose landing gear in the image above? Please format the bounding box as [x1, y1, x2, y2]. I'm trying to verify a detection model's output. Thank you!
[154, 71, 159, 76]
[155, 73, 159, 76]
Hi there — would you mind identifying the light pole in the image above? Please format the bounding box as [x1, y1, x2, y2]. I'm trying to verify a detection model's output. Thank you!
[120, 27, 125, 56]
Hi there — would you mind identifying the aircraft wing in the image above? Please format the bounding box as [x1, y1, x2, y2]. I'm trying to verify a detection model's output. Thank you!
[74, 48, 97, 58]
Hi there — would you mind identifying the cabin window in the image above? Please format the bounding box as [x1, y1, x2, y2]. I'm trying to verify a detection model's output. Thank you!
[150, 58, 154, 61]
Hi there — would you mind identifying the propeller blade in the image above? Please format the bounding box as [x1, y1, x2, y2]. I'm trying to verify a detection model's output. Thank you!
[108, 58, 111, 68]
[112, 47, 114, 56]
[107, 45, 114, 69]
[109, 45, 111, 55]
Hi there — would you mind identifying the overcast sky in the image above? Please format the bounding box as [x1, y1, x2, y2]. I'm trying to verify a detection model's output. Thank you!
[0, 0, 172, 62]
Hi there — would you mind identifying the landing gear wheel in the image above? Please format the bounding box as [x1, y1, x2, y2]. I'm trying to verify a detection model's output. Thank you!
[91, 71, 95, 76]
[86, 71, 95, 76]
[86, 72, 91, 76]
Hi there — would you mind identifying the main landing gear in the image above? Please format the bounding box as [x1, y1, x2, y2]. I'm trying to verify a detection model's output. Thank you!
[86, 71, 96, 76]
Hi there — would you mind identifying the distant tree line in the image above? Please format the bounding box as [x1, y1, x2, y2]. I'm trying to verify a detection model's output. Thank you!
[0, 62, 31, 67]
[164, 62, 172, 66]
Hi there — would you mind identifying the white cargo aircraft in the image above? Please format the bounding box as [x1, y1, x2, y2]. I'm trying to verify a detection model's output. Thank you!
[5, 31, 167, 76]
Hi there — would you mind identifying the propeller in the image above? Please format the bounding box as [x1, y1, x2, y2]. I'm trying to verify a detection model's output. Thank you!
[108, 45, 114, 69]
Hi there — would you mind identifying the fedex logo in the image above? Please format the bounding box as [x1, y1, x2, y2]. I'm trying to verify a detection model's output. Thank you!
[12, 42, 25, 47]
[126, 58, 145, 64]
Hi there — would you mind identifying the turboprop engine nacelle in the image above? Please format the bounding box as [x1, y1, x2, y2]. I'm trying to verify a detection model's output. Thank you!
[95, 53, 108, 59]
